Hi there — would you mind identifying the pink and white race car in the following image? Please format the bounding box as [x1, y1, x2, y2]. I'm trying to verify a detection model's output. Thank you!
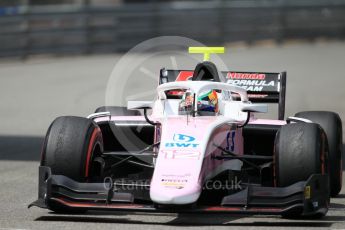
[30, 48, 342, 218]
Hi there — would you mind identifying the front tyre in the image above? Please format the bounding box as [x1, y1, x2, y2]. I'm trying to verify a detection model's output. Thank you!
[41, 116, 104, 213]
[274, 122, 329, 218]
[295, 111, 343, 196]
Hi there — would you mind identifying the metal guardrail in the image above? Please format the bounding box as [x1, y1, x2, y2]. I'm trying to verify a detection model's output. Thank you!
[0, 0, 345, 58]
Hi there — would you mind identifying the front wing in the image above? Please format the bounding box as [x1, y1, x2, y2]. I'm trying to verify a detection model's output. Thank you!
[29, 166, 329, 216]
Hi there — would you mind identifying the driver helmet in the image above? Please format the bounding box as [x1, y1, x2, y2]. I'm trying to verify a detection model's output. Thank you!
[197, 90, 219, 113]
[179, 90, 219, 114]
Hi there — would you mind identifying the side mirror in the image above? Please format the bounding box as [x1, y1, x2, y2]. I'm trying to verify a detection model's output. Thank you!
[127, 101, 153, 110]
[241, 103, 268, 113]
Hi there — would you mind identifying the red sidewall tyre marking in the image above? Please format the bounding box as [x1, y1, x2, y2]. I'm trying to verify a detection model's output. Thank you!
[85, 127, 101, 177]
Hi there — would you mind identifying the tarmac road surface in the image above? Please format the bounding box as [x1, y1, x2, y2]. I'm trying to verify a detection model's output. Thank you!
[0, 40, 344, 229]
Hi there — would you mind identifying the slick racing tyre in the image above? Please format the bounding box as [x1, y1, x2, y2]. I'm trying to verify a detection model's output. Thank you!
[95, 106, 140, 116]
[274, 123, 329, 218]
[41, 116, 104, 213]
[274, 122, 327, 186]
[295, 111, 343, 197]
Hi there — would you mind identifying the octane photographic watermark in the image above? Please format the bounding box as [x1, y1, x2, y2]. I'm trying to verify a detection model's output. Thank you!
[103, 177, 151, 191]
[204, 177, 242, 190]
[103, 176, 242, 191]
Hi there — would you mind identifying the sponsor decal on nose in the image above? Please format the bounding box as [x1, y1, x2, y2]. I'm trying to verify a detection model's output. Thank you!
[164, 133, 200, 148]
[173, 134, 195, 142]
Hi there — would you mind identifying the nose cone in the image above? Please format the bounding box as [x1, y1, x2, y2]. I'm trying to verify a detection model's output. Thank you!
[151, 121, 207, 205]
[149, 153, 203, 205]
[149, 163, 203, 205]
[150, 187, 201, 205]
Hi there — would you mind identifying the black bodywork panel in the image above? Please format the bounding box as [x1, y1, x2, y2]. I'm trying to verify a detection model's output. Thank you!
[29, 166, 329, 216]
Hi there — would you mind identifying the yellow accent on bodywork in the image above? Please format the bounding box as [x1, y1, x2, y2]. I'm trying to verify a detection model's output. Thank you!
[188, 47, 225, 61]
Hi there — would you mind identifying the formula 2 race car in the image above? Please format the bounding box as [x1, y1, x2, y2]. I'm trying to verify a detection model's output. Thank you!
[30, 47, 343, 218]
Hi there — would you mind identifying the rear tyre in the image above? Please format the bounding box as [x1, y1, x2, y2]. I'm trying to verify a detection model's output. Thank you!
[295, 111, 343, 197]
[274, 123, 329, 218]
[95, 106, 140, 116]
[41, 116, 104, 213]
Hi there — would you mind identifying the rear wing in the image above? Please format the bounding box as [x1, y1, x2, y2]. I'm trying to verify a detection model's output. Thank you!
[159, 69, 286, 120]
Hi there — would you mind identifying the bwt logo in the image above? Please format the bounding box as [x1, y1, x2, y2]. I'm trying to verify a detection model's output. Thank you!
[165, 134, 199, 148]
[173, 134, 195, 142]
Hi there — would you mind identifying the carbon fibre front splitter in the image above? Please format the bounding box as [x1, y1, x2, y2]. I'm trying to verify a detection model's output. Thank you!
[47, 197, 307, 215]
[29, 166, 329, 217]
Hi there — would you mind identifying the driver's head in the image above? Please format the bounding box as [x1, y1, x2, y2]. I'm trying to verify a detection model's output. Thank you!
[178, 90, 218, 114]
